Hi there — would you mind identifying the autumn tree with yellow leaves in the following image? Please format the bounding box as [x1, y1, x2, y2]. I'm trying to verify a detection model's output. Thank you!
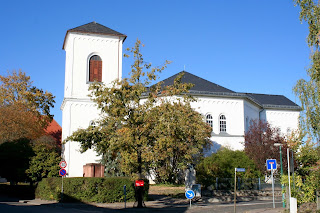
[67, 40, 211, 183]
[0, 70, 57, 183]
[0, 70, 55, 143]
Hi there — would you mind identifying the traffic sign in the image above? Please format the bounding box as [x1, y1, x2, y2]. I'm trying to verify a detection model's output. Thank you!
[236, 168, 245, 172]
[266, 159, 277, 170]
[59, 161, 67, 169]
[185, 190, 195, 199]
[59, 169, 67, 176]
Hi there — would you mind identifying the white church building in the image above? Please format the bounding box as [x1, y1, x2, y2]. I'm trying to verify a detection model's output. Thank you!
[61, 22, 301, 177]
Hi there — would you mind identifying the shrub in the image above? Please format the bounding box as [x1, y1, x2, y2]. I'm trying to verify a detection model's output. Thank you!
[196, 148, 261, 188]
[36, 177, 149, 203]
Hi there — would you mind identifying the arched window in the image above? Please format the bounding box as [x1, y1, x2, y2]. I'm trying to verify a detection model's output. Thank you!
[89, 55, 102, 82]
[206, 114, 213, 128]
[219, 114, 226, 132]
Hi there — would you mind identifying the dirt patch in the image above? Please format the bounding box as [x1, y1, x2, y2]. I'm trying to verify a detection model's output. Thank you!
[298, 202, 317, 213]
[149, 185, 185, 196]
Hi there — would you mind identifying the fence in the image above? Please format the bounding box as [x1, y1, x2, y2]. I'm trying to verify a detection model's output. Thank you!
[210, 177, 281, 190]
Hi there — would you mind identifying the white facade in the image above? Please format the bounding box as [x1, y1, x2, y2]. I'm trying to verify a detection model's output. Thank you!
[61, 23, 300, 177]
[191, 95, 300, 156]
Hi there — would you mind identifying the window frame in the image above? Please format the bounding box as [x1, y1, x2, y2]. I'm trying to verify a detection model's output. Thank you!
[219, 114, 227, 133]
[88, 54, 102, 83]
[205, 114, 213, 128]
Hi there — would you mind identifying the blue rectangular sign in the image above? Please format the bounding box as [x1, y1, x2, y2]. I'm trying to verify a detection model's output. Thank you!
[236, 168, 245, 172]
[266, 159, 277, 170]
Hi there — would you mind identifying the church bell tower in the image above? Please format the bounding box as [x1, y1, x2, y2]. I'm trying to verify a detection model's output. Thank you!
[61, 22, 126, 177]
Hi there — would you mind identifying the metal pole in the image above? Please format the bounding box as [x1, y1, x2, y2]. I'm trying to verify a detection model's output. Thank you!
[291, 150, 295, 189]
[279, 146, 285, 208]
[234, 168, 237, 213]
[272, 168, 275, 208]
[61, 176, 64, 201]
[287, 148, 291, 208]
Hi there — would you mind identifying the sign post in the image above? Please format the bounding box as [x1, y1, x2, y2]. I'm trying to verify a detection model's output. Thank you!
[59, 161, 67, 201]
[185, 190, 195, 208]
[266, 159, 277, 209]
[234, 168, 245, 213]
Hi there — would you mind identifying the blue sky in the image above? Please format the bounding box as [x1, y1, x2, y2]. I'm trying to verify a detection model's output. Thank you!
[0, 0, 310, 126]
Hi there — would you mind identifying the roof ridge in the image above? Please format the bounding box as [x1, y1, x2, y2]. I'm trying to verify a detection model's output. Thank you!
[244, 92, 285, 97]
[158, 71, 235, 93]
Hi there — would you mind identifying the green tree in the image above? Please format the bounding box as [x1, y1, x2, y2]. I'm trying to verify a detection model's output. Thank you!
[26, 136, 61, 183]
[0, 70, 55, 143]
[67, 39, 211, 183]
[100, 150, 124, 177]
[196, 148, 261, 188]
[292, 0, 320, 193]
[145, 101, 211, 184]
[295, 138, 320, 177]
[293, 0, 320, 142]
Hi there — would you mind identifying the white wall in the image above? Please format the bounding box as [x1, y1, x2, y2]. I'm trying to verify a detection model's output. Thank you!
[191, 96, 246, 153]
[264, 109, 300, 136]
[243, 101, 260, 132]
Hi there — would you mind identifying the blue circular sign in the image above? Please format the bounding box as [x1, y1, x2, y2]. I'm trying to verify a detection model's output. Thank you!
[185, 190, 195, 199]
[59, 169, 67, 176]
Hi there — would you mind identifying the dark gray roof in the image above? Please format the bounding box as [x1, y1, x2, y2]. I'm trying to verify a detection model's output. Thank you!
[158, 71, 301, 110]
[63, 22, 126, 49]
[68, 22, 126, 36]
[160, 71, 235, 94]
[245, 93, 300, 109]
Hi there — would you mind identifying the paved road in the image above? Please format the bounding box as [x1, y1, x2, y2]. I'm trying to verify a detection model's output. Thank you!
[0, 199, 285, 213]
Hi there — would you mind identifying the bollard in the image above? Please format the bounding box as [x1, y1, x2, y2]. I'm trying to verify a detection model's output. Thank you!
[123, 185, 126, 208]
[290, 197, 297, 213]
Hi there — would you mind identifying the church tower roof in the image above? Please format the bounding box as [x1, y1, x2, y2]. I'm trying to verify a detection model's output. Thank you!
[63, 22, 126, 49]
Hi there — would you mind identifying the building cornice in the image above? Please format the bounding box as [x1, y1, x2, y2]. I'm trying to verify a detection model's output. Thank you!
[60, 97, 93, 110]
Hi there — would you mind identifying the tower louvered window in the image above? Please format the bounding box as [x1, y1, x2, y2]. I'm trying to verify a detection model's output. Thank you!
[89, 55, 102, 82]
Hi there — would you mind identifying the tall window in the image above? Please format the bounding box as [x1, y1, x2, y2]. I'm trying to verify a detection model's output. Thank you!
[206, 114, 213, 128]
[245, 117, 249, 132]
[89, 55, 102, 82]
[219, 114, 226, 132]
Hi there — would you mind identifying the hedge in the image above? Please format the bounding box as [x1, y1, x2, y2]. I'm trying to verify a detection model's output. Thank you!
[35, 177, 149, 203]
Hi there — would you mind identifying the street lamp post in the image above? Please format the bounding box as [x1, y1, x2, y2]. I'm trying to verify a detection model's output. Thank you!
[274, 143, 285, 208]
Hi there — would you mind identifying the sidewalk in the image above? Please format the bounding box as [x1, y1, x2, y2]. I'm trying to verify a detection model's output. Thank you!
[245, 208, 284, 213]
[15, 198, 286, 213]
